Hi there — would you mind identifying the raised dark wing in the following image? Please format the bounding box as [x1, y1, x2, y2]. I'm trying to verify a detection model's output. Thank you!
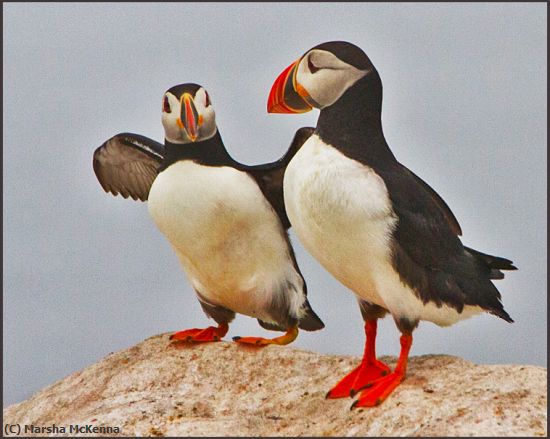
[93, 133, 164, 201]
[246, 127, 314, 229]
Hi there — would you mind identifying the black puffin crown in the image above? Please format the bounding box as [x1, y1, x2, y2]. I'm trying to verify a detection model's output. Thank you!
[309, 41, 374, 72]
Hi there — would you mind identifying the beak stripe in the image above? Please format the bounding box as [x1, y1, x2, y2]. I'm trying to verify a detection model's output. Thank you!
[284, 64, 312, 112]
[181, 94, 199, 141]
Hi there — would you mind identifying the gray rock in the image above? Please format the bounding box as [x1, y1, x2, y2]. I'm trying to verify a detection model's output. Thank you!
[3, 334, 547, 436]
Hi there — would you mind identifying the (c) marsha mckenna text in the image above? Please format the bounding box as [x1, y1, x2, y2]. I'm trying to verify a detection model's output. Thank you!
[24, 424, 121, 434]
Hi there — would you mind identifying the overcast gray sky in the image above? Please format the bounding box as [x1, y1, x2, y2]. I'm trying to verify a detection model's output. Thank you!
[3, 3, 546, 406]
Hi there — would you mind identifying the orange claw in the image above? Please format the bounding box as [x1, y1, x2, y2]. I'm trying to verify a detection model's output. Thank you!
[233, 326, 298, 347]
[170, 323, 229, 343]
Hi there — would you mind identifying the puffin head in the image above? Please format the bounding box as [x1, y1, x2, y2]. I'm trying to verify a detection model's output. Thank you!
[267, 41, 379, 113]
[161, 83, 216, 144]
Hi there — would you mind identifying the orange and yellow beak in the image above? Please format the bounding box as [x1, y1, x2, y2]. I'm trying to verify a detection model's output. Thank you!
[267, 58, 314, 114]
[177, 93, 200, 141]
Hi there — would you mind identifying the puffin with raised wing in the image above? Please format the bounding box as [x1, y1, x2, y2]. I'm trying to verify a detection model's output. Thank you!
[93, 83, 324, 346]
[267, 41, 516, 407]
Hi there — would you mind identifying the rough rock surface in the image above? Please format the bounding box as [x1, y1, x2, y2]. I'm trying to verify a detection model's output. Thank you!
[3, 334, 547, 437]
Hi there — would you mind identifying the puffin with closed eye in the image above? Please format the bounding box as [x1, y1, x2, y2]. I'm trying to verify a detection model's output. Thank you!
[93, 83, 324, 346]
[267, 41, 516, 407]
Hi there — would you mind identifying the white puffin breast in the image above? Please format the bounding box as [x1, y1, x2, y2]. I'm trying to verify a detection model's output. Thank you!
[283, 134, 482, 326]
[147, 161, 305, 322]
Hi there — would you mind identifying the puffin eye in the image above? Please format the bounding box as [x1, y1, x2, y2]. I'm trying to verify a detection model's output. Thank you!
[204, 91, 211, 107]
[308, 56, 320, 74]
[163, 96, 171, 113]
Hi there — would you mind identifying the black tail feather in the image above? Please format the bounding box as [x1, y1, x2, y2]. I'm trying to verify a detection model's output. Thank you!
[464, 246, 517, 270]
[461, 246, 515, 323]
[298, 299, 325, 331]
[491, 307, 515, 324]
[464, 246, 517, 280]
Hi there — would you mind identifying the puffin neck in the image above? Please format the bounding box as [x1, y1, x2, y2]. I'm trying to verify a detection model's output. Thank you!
[316, 75, 396, 168]
[161, 130, 237, 171]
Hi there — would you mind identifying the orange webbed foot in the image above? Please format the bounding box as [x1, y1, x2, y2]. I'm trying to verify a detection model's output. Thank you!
[233, 326, 298, 347]
[349, 359, 391, 396]
[327, 319, 391, 399]
[232, 336, 271, 346]
[351, 371, 404, 408]
[350, 333, 413, 409]
[170, 323, 228, 343]
[326, 359, 390, 399]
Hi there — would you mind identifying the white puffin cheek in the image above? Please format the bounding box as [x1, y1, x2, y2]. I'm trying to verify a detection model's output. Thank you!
[161, 93, 187, 142]
[295, 60, 342, 109]
[162, 113, 184, 142]
[300, 69, 342, 108]
[192, 89, 217, 140]
[296, 60, 368, 109]
[313, 69, 366, 108]
[295, 59, 320, 106]
[197, 106, 217, 140]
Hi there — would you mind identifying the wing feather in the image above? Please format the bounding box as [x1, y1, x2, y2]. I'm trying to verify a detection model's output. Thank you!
[399, 165, 462, 236]
[382, 164, 513, 319]
[93, 133, 164, 201]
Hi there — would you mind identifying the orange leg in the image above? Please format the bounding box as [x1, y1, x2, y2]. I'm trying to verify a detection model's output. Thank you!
[233, 326, 298, 347]
[352, 333, 413, 408]
[169, 322, 229, 343]
[326, 320, 390, 399]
